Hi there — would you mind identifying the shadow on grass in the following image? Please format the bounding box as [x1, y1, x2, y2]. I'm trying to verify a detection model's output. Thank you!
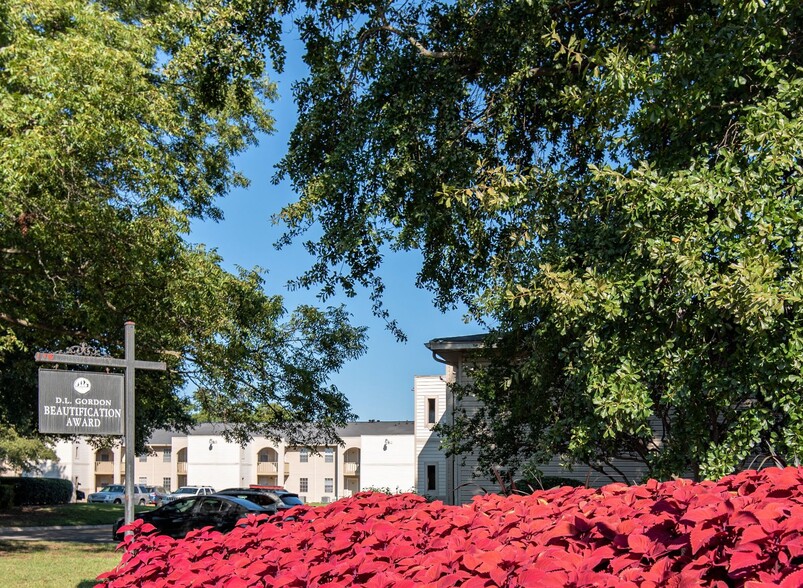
[0, 539, 49, 553]
[0, 503, 154, 527]
[0, 540, 118, 554]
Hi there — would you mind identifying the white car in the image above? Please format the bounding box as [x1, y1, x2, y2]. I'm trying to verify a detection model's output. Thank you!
[87, 484, 150, 505]
[163, 485, 215, 503]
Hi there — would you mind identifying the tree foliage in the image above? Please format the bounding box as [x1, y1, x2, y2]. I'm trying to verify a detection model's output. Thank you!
[0, 0, 365, 469]
[278, 0, 803, 481]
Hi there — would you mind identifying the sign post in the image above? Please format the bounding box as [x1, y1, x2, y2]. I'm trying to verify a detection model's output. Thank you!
[36, 322, 166, 528]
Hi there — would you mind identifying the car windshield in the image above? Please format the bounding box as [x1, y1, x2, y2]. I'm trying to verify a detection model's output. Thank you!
[173, 487, 197, 494]
[100, 485, 124, 493]
[279, 494, 304, 506]
[222, 493, 276, 507]
[161, 497, 198, 513]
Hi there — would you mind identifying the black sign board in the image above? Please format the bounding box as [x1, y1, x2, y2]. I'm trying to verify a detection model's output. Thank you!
[38, 369, 124, 435]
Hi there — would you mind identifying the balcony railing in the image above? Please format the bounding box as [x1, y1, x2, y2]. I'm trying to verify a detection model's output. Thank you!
[257, 461, 279, 474]
[177, 462, 187, 475]
[344, 462, 360, 476]
[95, 461, 114, 475]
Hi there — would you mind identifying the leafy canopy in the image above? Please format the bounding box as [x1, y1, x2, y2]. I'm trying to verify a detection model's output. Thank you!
[0, 0, 365, 469]
[278, 0, 803, 481]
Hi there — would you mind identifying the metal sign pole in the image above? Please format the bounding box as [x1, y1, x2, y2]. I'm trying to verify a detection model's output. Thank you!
[124, 322, 136, 529]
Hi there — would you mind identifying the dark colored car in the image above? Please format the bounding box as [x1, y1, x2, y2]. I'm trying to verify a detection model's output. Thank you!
[112, 494, 271, 540]
[215, 489, 280, 512]
[145, 485, 168, 506]
[219, 487, 304, 511]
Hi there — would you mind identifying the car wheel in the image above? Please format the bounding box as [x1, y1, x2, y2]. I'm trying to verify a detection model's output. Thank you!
[114, 498, 122, 504]
[139, 499, 146, 505]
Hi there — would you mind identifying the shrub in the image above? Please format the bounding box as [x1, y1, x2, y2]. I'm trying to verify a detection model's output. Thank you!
[513, 475, 585, 494]
[0, 476, 73, 506]
[0, 484, 14, 510]
[98, 467, 803, 587]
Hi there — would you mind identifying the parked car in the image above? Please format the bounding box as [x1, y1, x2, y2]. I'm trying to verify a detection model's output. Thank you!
[112, 494, 271, 540]
[146, 485, 168, 506]
[88, 484, 150, 505]
[219, 486, 304, 511]
[163, 485, 215, 503]
[216, 489, 281, 512]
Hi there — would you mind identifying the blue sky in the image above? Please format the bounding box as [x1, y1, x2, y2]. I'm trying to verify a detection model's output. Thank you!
[189, 25, 481, 422]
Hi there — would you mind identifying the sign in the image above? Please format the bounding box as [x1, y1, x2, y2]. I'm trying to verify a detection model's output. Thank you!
[38, 369, 124, 435]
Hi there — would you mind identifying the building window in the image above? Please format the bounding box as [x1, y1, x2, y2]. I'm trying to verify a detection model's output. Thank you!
[163, 477, 172, 492]
[138, 476, 148, 485]
[427, 465, 437, 492]
[324, 448, 334, 463]
[427, 398, 437, 425]
[163, 448, 172, 463]
[299, 478, 309, 493]
[325, 478, 333, 493]
[300, 448, 309, 463]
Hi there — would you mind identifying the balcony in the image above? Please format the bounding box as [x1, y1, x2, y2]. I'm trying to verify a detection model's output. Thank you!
[95, 461, 114, 475]
[177, 462, 188, 475]
[344, 462, 360, 476]
[257, 461, 279, 475]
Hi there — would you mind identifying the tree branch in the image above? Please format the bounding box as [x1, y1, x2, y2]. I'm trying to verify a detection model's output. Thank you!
[359, 24, 452, 59]
[0, 313, 88, 338]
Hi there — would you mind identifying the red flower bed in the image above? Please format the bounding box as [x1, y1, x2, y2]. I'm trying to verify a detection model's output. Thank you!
[97, 467, 803, 587]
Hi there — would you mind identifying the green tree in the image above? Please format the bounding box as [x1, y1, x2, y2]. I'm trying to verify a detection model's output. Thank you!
[278, 0, 803, 482]
[0, 0, 365, 470]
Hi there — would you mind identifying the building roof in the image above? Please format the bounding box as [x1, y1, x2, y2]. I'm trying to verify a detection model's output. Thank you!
[426, 334, 487, 365]
[145, 420, 414, 446]
[425, 334, 487, 350]
[338, 421, 413, 437]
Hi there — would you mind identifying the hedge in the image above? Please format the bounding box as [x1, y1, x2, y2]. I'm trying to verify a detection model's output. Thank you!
[0, 476, 73, 506]
[0, 484, 14, 510]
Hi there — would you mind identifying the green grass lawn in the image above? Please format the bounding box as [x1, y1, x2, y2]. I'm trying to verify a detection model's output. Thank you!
[0, 540, 122, 588]
[0, 503, 154, 527]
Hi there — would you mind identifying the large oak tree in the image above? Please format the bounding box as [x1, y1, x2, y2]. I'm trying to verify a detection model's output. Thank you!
[0, 0, 365, 469]
[278, 0, 803, 482]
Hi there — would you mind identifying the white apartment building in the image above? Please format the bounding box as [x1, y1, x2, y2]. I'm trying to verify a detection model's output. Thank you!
[43, 420, 415, 503]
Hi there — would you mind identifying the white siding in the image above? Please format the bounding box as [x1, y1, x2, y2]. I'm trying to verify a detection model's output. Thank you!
[414, 375, 448, 500]
[187, 435, 241, 490]
[360, 435, 415, 493]
[452, 356, 500, 504]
